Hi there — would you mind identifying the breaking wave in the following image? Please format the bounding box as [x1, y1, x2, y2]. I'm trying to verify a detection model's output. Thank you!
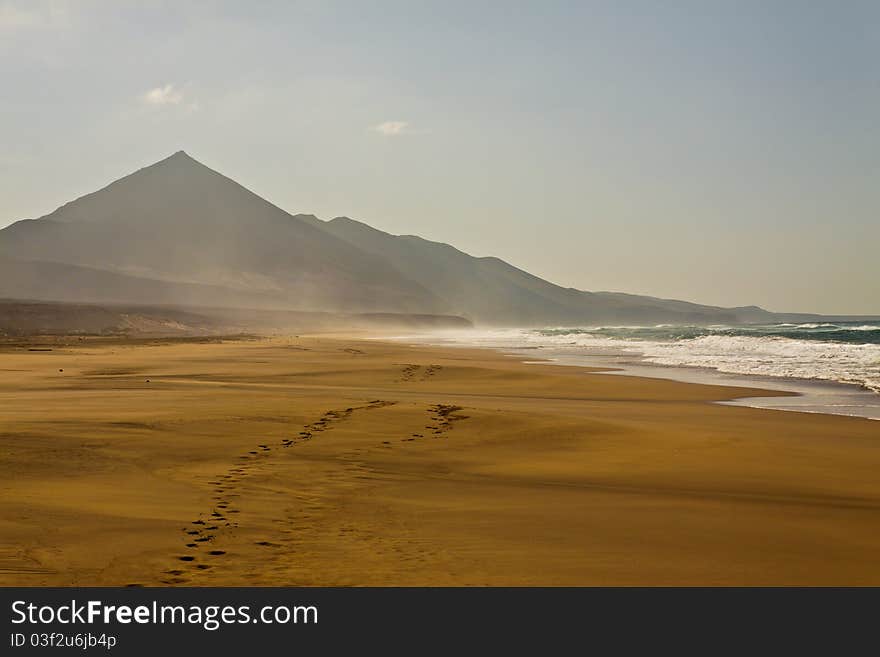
[529, 322, 880, 393]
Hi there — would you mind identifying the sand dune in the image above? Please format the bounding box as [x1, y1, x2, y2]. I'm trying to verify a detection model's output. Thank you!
[1, 335, 878, 586]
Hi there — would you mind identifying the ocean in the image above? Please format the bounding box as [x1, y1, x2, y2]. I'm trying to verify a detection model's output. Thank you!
[393, 322, 880, 420]
[531, 322, 880, 394]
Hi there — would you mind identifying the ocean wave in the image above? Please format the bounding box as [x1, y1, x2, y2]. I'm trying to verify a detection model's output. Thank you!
[524, 327, 880, 394]
[535, 322, 880, 345]
[778, 323, 880, 331]
[641, 335, 880, 394]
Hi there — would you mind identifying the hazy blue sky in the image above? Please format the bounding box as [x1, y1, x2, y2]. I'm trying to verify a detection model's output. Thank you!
[1, 1, 877, 313]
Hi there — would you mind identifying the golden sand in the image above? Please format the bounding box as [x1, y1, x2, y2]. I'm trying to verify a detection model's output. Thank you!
[1, 335, 878, 586]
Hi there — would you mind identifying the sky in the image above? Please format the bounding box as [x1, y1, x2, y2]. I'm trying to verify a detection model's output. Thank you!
[1, 0, 877, 314]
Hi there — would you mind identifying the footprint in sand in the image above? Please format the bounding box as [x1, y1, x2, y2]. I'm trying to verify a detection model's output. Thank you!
[165, 402, 401, 582]
[399, 364, 421, 381]
[421, 365, 442, 380]
[385, 403, 470, 446]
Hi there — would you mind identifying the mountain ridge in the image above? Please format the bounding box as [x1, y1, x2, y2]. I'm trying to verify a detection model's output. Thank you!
[2, 152, 875, 327]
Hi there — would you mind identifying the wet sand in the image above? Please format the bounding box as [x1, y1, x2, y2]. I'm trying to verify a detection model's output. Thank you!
[1, 335, 879, 586]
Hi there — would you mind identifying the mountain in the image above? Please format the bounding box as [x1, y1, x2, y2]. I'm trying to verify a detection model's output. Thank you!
[1, 152, 873, 327]
[307, 217, 880, 325]
[0, 152, 444, 314]
[303, 216, 829, 325]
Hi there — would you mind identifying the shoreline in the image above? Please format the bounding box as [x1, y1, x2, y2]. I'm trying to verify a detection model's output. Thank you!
[540, 354, 880, 421]
[2, 334, 879, 586]
[382, 332, 880, 421]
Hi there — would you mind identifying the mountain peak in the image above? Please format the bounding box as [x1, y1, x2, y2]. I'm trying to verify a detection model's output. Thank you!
[157, 150, 197, 166]
[127, 150, 206, 176]
[133, 149, 224, 181]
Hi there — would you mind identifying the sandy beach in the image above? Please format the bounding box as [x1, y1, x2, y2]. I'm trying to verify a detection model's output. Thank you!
[1, 334, 879, 586]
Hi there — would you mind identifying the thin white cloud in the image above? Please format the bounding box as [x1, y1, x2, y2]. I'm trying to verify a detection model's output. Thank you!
[372, 121, 412, 137]
[142, 84, 185, 106]
[140, 84, 200, 113]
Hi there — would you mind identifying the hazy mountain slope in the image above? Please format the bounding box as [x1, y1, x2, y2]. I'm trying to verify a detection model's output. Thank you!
[308, 216, 745, 324]
[0, 255, 289, 308]
[310, 217, 880, 325]
[304, 216, 591, 323]
[0, 153, 445, 313]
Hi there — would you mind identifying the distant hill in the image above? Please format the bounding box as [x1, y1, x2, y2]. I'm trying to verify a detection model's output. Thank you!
[1, 152, 874, 327]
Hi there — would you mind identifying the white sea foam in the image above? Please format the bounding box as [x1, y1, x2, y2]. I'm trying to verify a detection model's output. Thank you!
[416, 327, 880, 394]
[571, 335, 876, 393]
[636, 335, 879, 393]
[773, 323, 879, 331]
